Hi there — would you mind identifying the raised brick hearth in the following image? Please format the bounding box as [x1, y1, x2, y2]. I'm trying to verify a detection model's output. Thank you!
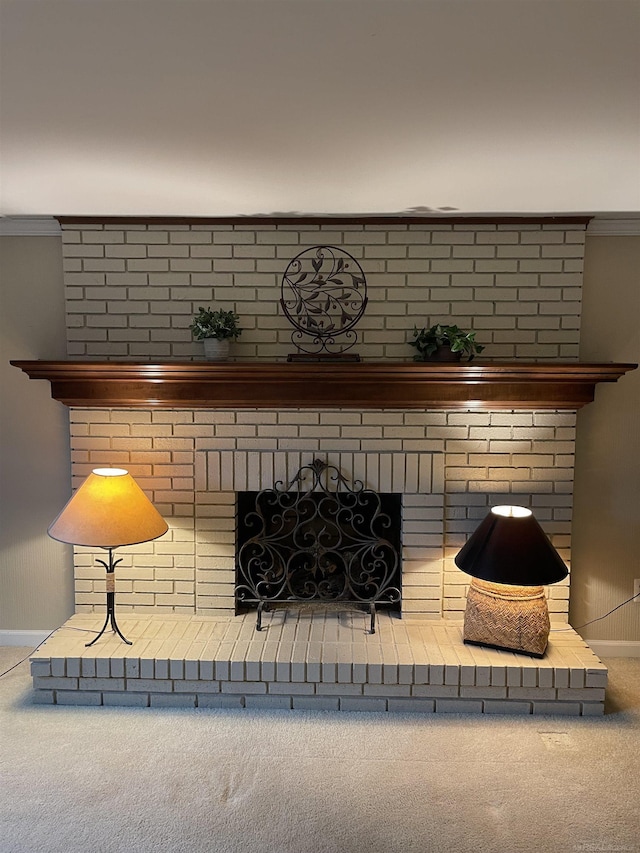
[30, 612, 606, 714]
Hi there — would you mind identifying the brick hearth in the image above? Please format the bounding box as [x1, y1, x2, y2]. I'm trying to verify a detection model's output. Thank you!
[30, 612, 606, 715]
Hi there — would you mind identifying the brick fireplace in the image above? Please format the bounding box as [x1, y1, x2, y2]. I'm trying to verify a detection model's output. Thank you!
[60, 218, 587, 622]
[23, 217, 616, 713]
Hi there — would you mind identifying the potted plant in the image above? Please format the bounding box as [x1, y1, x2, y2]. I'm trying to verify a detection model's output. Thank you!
[409, 324, 484, 362]
[189, 307, 242, 361]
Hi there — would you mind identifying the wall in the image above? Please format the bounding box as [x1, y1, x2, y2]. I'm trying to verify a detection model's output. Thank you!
[0, 236, 74, 634]
[61, 221, 584, 361]
[572, 236, 640, 647]
[60, 220, 585, 623]
[67, 407, 573, 621]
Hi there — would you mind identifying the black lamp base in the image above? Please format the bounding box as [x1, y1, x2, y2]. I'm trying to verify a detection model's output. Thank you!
[85, 549, 132, 647]
[85, 591, 132, 647]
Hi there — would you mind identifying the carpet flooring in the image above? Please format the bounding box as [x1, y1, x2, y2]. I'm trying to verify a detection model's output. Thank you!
[1, 647, 639, 853]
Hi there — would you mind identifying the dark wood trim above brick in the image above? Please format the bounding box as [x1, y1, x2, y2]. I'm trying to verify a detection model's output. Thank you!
[55, 215, 593, 227]
[11, 360, 636, 410]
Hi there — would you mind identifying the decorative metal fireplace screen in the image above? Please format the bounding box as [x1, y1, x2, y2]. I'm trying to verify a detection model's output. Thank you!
[235, 459, 402, 632]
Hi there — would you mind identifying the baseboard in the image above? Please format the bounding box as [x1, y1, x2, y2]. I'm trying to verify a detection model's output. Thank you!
[583, 639, 640, 658]
[0, 629, 53, 648]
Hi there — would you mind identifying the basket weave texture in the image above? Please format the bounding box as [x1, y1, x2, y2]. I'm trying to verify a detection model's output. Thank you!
[463, 578, 550, 656]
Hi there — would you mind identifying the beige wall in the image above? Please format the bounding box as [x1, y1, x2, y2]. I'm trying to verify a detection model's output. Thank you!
[0, 236, 74, 631]
[571, 236, 640, 644]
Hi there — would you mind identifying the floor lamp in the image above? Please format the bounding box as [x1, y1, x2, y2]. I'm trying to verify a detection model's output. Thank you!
[48, 468, 168, 646]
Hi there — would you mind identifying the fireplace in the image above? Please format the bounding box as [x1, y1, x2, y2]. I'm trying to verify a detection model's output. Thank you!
[235, 458, 402, 631]
[18, 217, 630, 714]
[197, 448, 445, 619]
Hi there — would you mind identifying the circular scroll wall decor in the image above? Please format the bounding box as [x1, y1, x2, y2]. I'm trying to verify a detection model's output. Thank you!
[280, 245, 368, 359]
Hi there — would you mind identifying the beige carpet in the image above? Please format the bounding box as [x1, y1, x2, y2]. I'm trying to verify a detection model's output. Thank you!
[1, 647, 639, 853]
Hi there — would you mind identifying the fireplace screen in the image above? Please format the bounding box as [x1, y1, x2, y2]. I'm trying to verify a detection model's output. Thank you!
[235, 459, 401, 633]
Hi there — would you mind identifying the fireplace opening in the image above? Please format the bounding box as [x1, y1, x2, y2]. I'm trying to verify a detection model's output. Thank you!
[235, 459, 402, 633]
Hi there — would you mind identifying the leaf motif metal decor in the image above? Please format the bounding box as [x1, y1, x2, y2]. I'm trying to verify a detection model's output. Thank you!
[280, 245, 368, 359]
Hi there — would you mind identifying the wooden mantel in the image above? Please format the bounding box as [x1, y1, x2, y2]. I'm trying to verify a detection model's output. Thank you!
[10, 360, 637, 410]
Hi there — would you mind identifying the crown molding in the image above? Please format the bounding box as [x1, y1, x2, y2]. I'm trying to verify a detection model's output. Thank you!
[587, 218, 640, 236]
[2, 214, 638, 235]
[0, 217, 61, 236]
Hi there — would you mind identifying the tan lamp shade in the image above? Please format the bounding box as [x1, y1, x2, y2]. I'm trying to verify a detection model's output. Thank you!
[48, 468, 168, 548]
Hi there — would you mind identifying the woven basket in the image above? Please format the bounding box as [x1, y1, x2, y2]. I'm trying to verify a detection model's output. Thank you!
[463, 577, 550, 657]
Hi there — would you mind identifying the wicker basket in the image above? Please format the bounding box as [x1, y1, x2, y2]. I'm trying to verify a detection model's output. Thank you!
[463, 577, 550, 657]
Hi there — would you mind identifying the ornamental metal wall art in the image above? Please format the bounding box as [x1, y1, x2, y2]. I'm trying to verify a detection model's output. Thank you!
[235, 459, 401, 633]
[280, 245, 368, 361]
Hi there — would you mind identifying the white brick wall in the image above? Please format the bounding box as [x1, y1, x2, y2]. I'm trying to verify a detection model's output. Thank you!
[61, 219, 583, 624]
[61, 222, 584, 361]
[69, 407, 573, 621]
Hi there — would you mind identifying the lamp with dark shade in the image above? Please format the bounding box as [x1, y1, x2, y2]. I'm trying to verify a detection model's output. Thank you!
[48, 468, 168, 646]
[455, 505, 568, 656]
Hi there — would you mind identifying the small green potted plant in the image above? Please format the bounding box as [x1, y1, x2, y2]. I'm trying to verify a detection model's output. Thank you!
[189, 306, 242, 361]
[409, 323, 484, 362]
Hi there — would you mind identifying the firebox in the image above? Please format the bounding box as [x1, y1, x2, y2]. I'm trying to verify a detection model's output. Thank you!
[235, 459, 402, 633]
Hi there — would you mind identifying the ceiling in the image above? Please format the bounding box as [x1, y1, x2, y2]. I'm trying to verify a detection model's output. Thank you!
[1, 0, 639, 218]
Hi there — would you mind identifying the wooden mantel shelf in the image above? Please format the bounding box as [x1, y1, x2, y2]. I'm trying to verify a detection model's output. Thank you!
[11, 360, 637, 410]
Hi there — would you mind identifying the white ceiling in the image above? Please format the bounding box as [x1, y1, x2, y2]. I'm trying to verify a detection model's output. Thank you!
[1, 0, 639, 217]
